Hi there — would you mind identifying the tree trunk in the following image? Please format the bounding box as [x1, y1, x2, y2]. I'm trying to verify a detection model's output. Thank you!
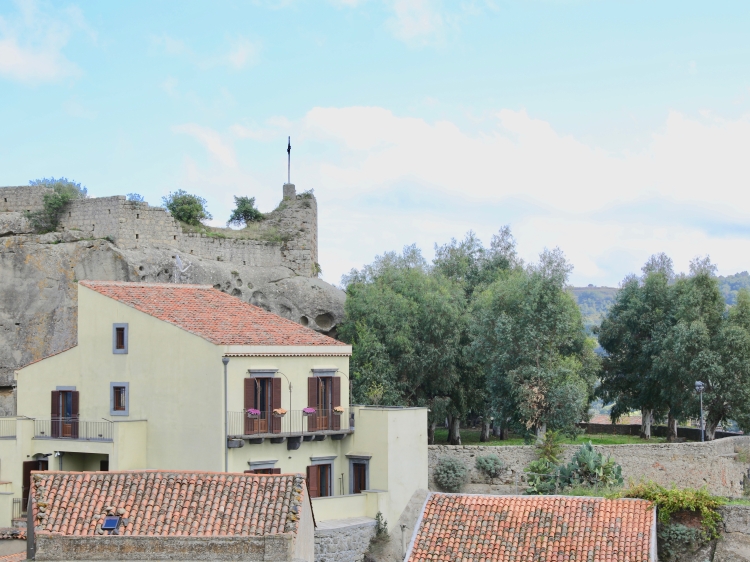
[667, 412, 678, 442]
[705, 416, 720, 442]
[640, 408, 652, 440]
[536, 422, 547, 444]
[448, 415, 462, 445]
[480, 420, 491, 442]
[427, 421, 437, 445]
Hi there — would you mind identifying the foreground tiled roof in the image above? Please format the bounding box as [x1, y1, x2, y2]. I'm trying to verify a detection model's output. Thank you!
[31, 471, 307, 536]
[406, 493, 654, 562]
[80, 281, 346, 347]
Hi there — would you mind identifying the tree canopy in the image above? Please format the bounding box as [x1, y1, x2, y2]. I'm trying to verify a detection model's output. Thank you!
[162, 190, 212, 226]
[227, 196, 263, 226]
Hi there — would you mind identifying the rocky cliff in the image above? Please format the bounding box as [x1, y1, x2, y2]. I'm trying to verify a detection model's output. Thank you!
[0, 186, 345, 415]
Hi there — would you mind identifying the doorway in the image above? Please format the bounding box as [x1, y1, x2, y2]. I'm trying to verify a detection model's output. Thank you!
[353, 463, 367, 494]
[22, 460, 48, 509]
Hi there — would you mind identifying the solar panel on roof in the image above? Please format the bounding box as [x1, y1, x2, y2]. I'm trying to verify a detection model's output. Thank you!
[102, 516, 121, 531]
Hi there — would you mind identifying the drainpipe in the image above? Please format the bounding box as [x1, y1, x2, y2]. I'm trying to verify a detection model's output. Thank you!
[222, 357, 230, 472]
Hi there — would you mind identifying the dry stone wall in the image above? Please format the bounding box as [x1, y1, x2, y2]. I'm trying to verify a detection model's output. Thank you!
[0, 186, 46, 213]
[314, 518, 375, 562]
[429, 436, 750, 497]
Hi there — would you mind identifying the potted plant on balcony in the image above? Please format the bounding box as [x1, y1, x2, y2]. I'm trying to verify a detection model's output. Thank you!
[246, 408, 261, 419]
[333, 406, 345, 415]
[302, 407, 316, 416]
[272, 408, 287, 418]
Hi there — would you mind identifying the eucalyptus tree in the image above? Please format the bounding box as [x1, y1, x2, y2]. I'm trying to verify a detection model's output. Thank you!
[339, 245, 466, 444]
[471, 249, 598, 441]
[597, 265, 673, 439]
[433, 227, 522, 442]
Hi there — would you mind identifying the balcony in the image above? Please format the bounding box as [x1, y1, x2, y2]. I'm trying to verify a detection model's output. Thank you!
[34, 418, 113, 442]
[0, 418, 16, 439]
[227, 408, 353, 442]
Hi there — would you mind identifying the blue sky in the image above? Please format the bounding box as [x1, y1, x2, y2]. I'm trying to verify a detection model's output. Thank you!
[2, 0, 750, 287]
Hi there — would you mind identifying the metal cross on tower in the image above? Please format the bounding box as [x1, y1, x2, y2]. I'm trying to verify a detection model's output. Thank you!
[287, 136, 291, 184]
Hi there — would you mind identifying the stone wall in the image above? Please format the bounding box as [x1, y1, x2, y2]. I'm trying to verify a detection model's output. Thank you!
[0, 185, 318, 277]
[35, 533, 296, 560]
[429, 436, 750, 497]
[0, 186, 46, 213]
[314, 518, 375, 562]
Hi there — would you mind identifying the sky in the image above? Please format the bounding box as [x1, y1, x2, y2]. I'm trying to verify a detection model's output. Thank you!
[2, 0, 750, 288]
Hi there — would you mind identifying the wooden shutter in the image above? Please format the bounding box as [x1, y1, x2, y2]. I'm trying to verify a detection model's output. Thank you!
[307, 378, 318, 432]
[271, 377, 282, 434]
[244, 378, 256, 434]
[51, 391, 61, 438]
[272, 468, 281, 475]
[331, 377, 341, 430]
[71, 391, 80, 439]
[306, 465, 320, 498]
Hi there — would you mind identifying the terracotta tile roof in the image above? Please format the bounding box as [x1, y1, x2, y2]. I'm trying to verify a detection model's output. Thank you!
[31, 471, 308, 537]
[406, 493, 655, 562]
[0, 553, 25, 562]
[80, 281, 346, 347]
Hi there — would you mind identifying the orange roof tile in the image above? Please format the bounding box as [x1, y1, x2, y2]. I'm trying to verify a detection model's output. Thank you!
[80, 281, 346, 347]
[0, 552, 25, 562]
[31, 471, 308, 537]
[406, 493, 655, 562]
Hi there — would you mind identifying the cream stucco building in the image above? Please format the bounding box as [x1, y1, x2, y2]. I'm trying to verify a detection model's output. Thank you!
[0, 281, 427, 530]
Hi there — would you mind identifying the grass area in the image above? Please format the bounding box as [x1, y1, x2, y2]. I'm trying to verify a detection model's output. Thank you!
[433, 428, 668, 446]
[726, 498, 750, 505]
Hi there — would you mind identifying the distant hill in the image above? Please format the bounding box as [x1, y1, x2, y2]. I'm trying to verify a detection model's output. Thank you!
[571, 272, 750, 330]
[568, 286, 619, 331]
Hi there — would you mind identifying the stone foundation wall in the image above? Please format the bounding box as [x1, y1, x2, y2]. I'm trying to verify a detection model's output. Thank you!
[314, 518, 375, 562]
[429, 436, 750, 497]
[179, 235, 284, 270]
[35, 533, 295, 561]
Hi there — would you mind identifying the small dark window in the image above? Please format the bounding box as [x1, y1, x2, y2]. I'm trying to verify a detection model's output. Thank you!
[100, 460, 109, 471]
[113, 324, 128, 354]
[113, 386, 126, 410]
[115, 328, 125, 350]
[135, 234, 139, 239]
[173, 235, 177, 240]
[136, 214, 139, 219]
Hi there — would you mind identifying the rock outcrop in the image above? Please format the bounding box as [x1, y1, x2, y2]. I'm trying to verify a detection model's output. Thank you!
[0, 184, 345, 415]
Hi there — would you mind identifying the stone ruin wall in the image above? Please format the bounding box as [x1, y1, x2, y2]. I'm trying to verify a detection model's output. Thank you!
[0, 185, 318, 277]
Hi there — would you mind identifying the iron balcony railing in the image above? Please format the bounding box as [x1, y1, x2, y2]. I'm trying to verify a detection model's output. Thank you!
[0, 418, 16, 439]
[12, 498, 23, 520]
[228, 408, 352, 437]
[34, 418, 113, 442]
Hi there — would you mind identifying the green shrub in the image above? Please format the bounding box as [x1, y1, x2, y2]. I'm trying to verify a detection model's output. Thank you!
[374, 511, 388, 538]
[227, 196, 263, 226]
[558, 441, 623, 489]
[524, 430, 565, 494]
[162, 190, 212, 226]
[475, 454, 504, 483]
[433, 457, 469, 492]
[26, 179, 87, 232]
[622, 482, 726, 540]
[657, 523, 702, 561]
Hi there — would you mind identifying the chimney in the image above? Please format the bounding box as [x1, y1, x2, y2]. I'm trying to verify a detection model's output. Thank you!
[283, 183, 296, 199]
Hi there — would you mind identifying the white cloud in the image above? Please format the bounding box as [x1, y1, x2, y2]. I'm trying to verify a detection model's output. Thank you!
[386, 0, 446, 45]
[172, 124, 237, 168]
[291, 105, 750, 285]
[152, 34, 260, 70]
[0, 0, 85, 83]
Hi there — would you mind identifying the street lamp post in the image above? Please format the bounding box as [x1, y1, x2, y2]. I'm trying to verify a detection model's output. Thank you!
[695, 381, 705, 442]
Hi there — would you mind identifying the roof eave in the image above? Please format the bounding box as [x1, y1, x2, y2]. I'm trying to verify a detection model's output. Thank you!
[222, 345, 352, 357]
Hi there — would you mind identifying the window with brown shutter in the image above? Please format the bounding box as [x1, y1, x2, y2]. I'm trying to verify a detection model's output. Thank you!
[51, 391, 61, 438]
[70, 391, 80, 439]
[331, 377, 341, 431]
[307, 377, 318, 432]
[113, 324, 128, 354]
[306, 465, 320, 498]
[244, 378, 256, 434]
[271, 377, 282, 434]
